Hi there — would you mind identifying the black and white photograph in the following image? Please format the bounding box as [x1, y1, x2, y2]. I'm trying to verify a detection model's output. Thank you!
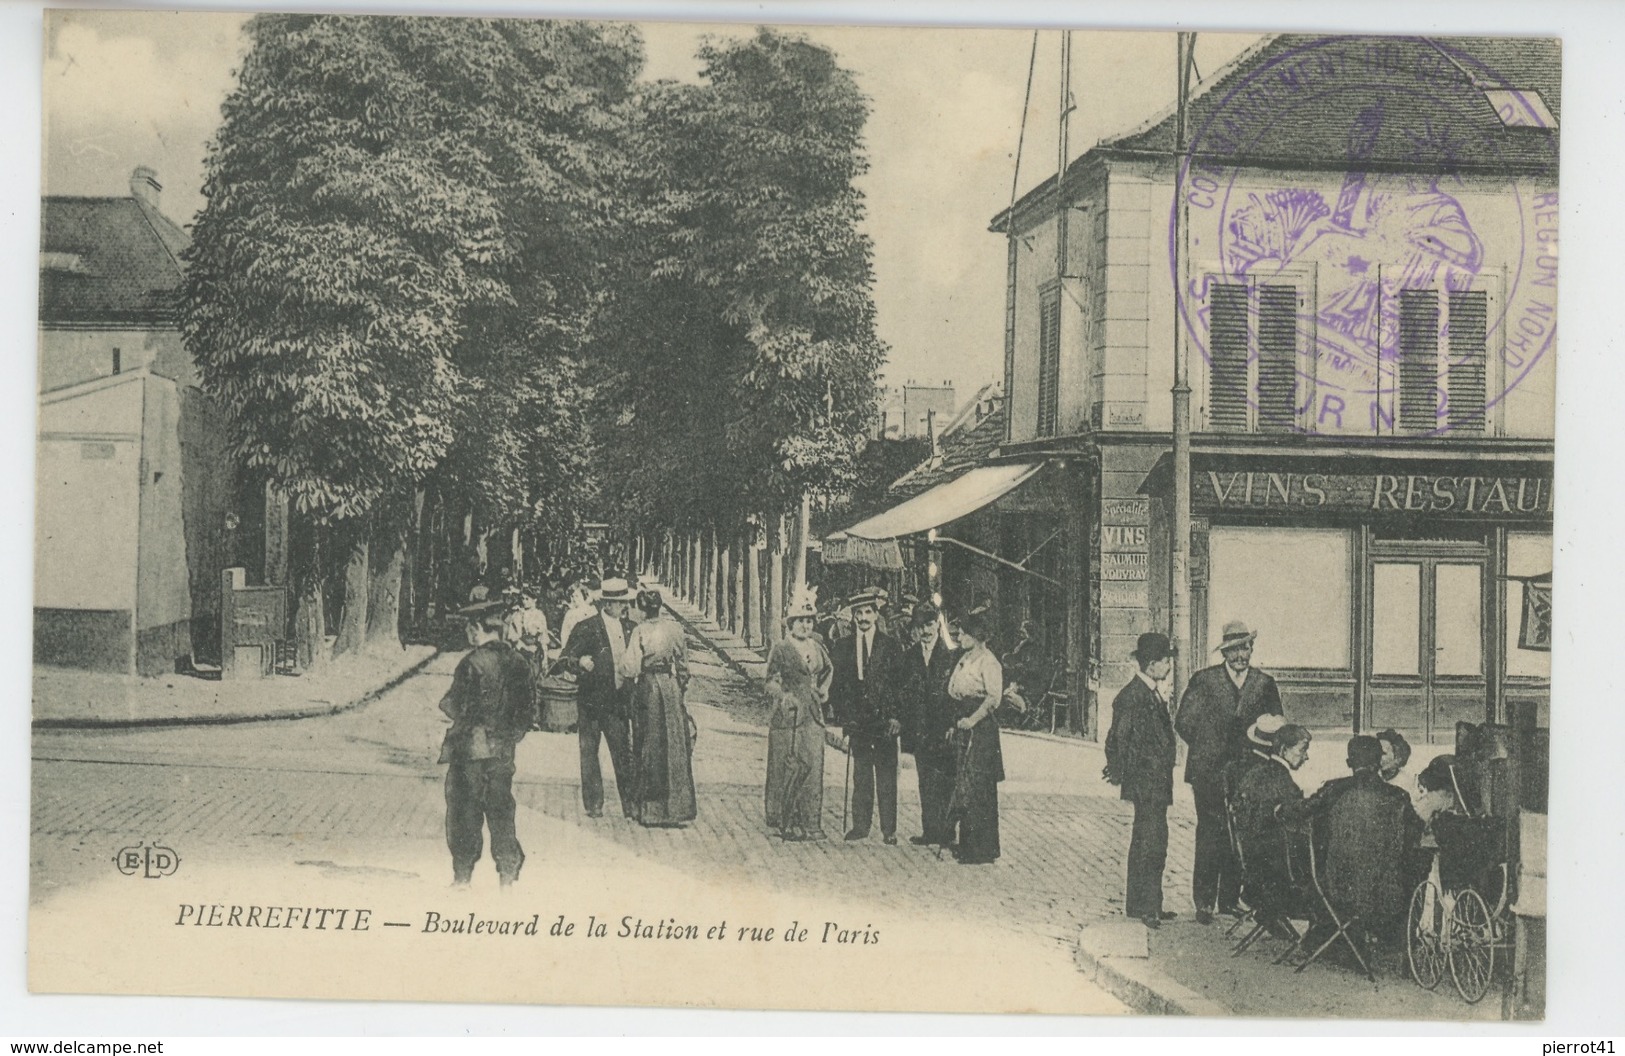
[20, 4, 1578, 1025]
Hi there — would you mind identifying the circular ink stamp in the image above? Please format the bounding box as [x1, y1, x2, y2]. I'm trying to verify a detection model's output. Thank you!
[1170, 35, 1558, 438]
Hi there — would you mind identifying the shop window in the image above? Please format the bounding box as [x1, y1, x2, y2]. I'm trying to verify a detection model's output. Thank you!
[1205, 278, 1302, 434]
[1396, 287, 1489, 435]
[1207, 527, 1351, 670]
[1435, 563, 1484, 676]
[1373, 562, 1422, 675]
[1037, 286, 1061, 437]
[1506, 531, 1552, 680]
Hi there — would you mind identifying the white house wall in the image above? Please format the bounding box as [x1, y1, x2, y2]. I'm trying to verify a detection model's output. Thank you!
[1113, 158, 1556, 440]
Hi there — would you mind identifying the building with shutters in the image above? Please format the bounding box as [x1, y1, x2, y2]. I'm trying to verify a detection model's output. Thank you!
[35, 167, 244, 676]
[992, 34, 1557, 742]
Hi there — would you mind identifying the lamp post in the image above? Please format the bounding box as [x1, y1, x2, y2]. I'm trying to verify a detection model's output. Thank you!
[1170, 31, 1196, 699]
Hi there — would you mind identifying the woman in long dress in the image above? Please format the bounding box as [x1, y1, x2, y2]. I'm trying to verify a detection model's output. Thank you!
[945, 611, 1006, 865]
[618, 588, 696, 827]
[764, 593, 834, 841]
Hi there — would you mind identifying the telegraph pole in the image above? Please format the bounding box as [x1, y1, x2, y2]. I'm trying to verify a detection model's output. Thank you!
[1170, 32, 1196, 698]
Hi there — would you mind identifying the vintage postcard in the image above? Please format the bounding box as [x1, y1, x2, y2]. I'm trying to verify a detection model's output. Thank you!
[30, 9, 1556, 1020]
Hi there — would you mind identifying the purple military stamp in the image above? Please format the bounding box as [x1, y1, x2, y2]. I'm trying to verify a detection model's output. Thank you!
[1170, 35, 1558, 439]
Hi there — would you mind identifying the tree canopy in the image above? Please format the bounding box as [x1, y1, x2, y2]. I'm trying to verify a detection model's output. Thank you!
[594, 28, 886, 529]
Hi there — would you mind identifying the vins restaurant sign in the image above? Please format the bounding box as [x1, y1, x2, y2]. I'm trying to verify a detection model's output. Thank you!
[1196, 470, 1553, 519]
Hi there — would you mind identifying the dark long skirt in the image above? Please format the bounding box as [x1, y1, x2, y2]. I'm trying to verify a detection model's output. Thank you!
[631, 671, 696, 826]
[949, 717, 1004, 863]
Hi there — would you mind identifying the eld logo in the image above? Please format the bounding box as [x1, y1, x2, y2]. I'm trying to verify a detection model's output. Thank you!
[114, 843, 180, 879]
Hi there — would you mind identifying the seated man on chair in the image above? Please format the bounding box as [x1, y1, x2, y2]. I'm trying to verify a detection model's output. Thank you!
[1286, 735, 1424, 958]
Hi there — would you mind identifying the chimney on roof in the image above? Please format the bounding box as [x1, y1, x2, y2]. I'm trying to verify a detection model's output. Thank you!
[130, 166, 162, 209]
[927, 409, 941, 459]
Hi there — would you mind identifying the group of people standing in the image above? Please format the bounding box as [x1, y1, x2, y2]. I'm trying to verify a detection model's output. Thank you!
[1105, 618, 1451, 964]
[434, 575, 698, 886]
[763, 588, 1006, 864]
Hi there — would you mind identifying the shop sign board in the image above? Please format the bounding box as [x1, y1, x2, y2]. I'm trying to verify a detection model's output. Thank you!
[1101, 551, 1148, 581]
[1195, 470, 1552, 518]
[1099, 581, 1146, 608]
[1102, 497, 1150, 525]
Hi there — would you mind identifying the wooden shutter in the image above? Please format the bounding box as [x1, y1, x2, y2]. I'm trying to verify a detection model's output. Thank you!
[1398, 289, 1440, 432]
[1448, 289, 1488, 434]
[1037, 288, 1061, 437]
[1208, 283, 1249, 431]
[1256, 283, 1297, 432]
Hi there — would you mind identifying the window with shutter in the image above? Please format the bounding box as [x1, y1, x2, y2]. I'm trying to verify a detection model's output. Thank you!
[1256, 284, 1297, 432]
[1398, 288, 1441, 432]
[1037, 287, 1061, 437]
[1448, 289, 1488, 433]
[1209, 283, 1249, 431]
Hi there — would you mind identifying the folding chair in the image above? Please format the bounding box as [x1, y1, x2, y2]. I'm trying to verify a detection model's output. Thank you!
[1291, 816, 1376, 982]
[1228, 795, 1302, 957]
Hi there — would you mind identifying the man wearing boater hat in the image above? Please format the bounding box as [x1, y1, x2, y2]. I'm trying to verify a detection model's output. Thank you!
[827, 587, 905, 843]
[1104, 632, 1179, 928]
[1175, 619, 1283, 924]
[561, 577, 638, 818]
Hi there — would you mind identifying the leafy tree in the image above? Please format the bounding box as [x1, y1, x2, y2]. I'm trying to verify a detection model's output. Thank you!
[595, 28, 886, 535]
[183, 14, 640, 662]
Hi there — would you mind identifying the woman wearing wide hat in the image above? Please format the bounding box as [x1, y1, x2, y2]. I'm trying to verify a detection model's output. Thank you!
[763, 588, 835, 841]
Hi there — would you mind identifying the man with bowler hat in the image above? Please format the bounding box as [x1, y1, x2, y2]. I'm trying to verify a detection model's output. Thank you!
[561, 576, 638, 818]
[899, 604, 959, 846]
[828, 587, 905, 843]
[1105, 632, 1179, 927]
[438, 599, 538, 887]
[1176, 619, 1282, 924]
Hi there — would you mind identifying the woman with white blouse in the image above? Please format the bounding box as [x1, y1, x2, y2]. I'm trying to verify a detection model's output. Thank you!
[945, 611, 1006, 865]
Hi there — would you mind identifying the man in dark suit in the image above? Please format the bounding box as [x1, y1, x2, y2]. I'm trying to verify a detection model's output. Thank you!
[560, 577, 637, 818]
[1104, 632, 1179, 928]
[898, 605, 959, 846]
[1176, 619, 1283, 924]
[438, 600, 538, 887]
[828, 588, 905, 844]
[1286, 735, 1425, 947]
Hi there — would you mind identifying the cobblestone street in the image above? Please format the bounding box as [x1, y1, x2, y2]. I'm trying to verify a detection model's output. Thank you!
[32, 629, 1195, 957]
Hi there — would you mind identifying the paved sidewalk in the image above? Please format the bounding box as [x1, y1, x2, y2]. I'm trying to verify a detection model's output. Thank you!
[1075, 911, 1509, 1021]
[32, 645, 438, 728]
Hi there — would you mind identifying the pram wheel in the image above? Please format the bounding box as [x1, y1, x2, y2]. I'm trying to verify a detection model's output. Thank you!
[1406, 880, 1446, 991]
[1447, 887, 1495, 1004]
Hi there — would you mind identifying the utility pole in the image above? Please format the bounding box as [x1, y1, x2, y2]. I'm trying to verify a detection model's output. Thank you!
[1056, 30, 1073, 292]
[1170, 32, 1197, 699]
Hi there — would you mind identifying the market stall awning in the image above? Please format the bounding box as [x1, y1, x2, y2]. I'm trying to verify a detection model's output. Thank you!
[824, 461, 1045, 569]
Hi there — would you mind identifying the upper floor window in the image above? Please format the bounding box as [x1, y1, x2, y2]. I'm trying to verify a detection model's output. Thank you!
[1036, 284, 1061, 438]
[1203, 273, 1307, 434]
[1396, 286, 1489, 435]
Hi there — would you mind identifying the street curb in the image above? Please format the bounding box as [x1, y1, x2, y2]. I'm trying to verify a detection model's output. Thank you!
[663, 599, 767, 688]
[32, 648, 442, 731]
[1072, 924, 1233, 1018]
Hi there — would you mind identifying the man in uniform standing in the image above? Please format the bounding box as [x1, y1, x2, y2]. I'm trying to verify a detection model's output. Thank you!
[828, 588, 904, 844]
[1104, 632, 1179, 928]
[1176, 619, 1283, 924]
[438, 600, 538, 887]
[562, 577, 637, 818]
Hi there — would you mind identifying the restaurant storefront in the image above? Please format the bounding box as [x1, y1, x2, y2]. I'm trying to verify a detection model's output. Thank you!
[1142, 447, 1553, 742]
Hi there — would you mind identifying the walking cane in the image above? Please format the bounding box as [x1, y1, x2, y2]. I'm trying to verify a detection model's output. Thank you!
[842, 737, 852, 836]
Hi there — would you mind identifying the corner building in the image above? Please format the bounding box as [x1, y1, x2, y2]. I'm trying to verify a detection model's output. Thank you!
[994, 35, 1556, 742]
